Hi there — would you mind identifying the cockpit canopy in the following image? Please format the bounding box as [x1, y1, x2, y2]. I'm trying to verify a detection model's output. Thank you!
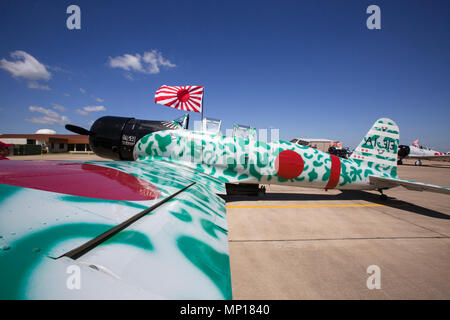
[233, 124, 256, 139]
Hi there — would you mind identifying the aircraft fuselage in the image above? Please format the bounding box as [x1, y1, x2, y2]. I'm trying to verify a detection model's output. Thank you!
[133, 130, 396, 191]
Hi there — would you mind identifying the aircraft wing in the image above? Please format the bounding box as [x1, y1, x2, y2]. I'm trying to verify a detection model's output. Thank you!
[369, 175, 450, 195]
[406, 155, 450, 161]
[0, 159, 231, 299]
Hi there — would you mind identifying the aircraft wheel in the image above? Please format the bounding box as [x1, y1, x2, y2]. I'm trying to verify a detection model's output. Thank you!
[415, 160, 422, 166]
[397, 159, 403, 165]
[379, 194, 388, 201]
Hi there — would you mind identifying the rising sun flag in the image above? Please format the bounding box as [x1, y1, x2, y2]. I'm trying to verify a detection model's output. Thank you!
[155, 85, 204, 113]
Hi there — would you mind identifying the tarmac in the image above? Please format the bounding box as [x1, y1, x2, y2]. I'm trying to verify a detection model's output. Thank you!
[7, 154, 450, 299]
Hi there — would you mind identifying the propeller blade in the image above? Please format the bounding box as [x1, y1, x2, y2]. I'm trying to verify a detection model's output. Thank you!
[65, 124, 92, 136]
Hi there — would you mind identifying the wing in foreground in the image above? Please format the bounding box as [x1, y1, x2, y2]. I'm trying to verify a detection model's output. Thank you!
[0, 160, 231, 299]
[369, 175, 450, 195]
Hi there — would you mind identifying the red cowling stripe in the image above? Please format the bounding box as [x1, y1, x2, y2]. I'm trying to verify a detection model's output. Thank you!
[325, 155, 341, 190]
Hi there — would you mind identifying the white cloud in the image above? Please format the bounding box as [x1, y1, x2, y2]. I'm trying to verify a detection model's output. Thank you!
[52, 104, 66, 112]
[27, 106, 69, 125]
[64, 93, 70, 97]
[47, 65, 71, 74]
[0, 51, 51, 81]
[109, 53, 144, 72]
[124, 72, 134, 81]
[142, 50, 176, 74]
[84, 105, 105, 112]
[0, 51, 54, 90]
[28, 81, 51, 91]
[29, 106, 59, 118]
[75, 105, 106, 116]
[27, 116, 68, 125]
[91, 95, 104, 103]
[108, 50, 175, 76]
[80, 88, 86, 94]
[75, 109, 88, 116]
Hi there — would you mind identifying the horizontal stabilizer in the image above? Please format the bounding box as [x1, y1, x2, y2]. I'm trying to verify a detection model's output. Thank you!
[407, 155, 450, 161]
[369, 176, 450, 195]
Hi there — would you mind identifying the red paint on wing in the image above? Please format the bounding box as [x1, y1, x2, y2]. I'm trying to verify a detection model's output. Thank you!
[325, 155, 341, 190]
[275, 150, 304, 179]
[0, 161, 161, 201]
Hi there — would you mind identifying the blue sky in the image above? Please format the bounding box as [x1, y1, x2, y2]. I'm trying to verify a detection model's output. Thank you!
[0, 0, 449, 150]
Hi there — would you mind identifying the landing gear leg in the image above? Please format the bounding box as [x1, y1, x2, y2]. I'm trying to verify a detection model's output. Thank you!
[378, 189, 388, 201]
[258, 185, 266, 196]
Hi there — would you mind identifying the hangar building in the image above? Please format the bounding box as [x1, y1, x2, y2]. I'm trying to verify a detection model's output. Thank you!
[0, 133, 89, 155]
[290, 138, 333, 152]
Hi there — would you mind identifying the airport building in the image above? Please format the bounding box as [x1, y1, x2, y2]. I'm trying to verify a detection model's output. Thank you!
[0, 131, 89, 155]
[290, 138, 333, 152]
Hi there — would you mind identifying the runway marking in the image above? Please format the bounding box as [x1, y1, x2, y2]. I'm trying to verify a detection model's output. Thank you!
[226, 204, 386, 208]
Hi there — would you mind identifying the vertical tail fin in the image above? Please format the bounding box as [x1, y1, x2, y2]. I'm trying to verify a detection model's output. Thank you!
[351, 118, 399, 176]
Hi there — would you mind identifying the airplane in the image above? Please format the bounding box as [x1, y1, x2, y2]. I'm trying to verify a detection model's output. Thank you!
[1, 116, 449, 299]
[398, 139, 450, 165]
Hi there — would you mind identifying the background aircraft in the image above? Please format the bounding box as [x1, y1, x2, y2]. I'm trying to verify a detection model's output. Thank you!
[398, 139, 450, 165]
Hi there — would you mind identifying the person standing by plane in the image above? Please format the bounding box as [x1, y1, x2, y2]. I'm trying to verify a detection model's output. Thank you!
[0, 141, 12, 160]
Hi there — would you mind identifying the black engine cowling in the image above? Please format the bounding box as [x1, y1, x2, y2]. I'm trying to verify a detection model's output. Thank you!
[73, 116, 182, 160]
[398, 145, 410, 160]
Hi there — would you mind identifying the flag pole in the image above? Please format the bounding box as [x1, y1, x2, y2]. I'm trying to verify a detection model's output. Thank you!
[201, 87, 205, 120]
